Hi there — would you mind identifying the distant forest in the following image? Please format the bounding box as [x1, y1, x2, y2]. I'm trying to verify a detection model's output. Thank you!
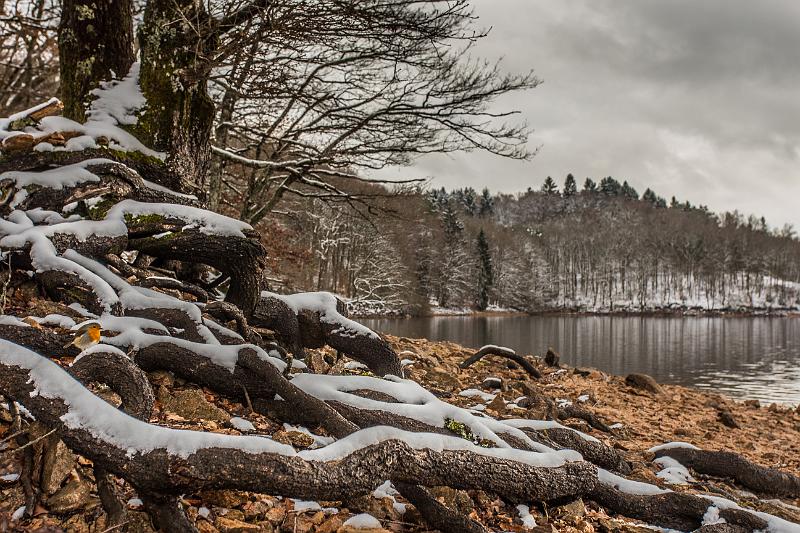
[261, 174, 800, 315]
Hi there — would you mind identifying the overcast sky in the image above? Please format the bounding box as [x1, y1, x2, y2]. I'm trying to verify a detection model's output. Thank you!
[385, 0, 800, 230]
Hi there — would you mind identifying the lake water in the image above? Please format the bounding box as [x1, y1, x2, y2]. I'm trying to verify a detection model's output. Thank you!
[361, 315, 800, 405]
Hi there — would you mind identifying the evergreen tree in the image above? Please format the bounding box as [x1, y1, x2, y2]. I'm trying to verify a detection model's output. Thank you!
[642, 188, 658, 204]
[621, 180, 638, 200]
[599, 176, 621, 196]
[563, 174, 577, 197]
[461, 187, 478, 215]
[476, 229, 493, 311]
[541, 176, 559, 195]
[583, 178, 597, 192]
[478, 188, 494, 217]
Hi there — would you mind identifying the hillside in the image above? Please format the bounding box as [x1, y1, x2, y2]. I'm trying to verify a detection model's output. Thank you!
[258, 176, 800, 316]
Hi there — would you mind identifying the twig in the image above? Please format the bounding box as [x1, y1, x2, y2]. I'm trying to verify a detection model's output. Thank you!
[1, 428, 57, 456]
[241, 386, 254, 414]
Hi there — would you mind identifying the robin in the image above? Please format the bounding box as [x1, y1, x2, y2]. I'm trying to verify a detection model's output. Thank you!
[65, 321, 103, 351]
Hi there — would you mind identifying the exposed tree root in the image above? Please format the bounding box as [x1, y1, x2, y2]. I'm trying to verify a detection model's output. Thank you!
[395, 482, 488, 533]
[461, 345, 542, 379]
[654, 447, 800, 498]
[589, 483, 768, 532]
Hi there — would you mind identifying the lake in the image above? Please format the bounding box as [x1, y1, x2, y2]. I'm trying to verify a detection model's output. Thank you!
[361, 315, 800, 406]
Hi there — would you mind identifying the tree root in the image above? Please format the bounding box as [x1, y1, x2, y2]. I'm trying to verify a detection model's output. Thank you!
[589, 482, 768, 532]
[394, 482, 488, 533]
[654, 447, 800, 498]
[0, 350, 597, 506]
[461, 345, 542, 379]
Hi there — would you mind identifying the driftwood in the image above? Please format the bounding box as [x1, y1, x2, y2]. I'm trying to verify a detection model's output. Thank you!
[460, 345, 542, 379]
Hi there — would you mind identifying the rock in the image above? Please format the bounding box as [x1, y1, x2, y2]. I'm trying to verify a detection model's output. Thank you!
[744, 399, 761, 408]
[215, 516, 262, 533]
[481, 377, 503, 390]
[486, 394, 506, 413]
[544, 348, 560, 367]
[149, 370, 175, 388]
[424, 368, 461, 391]
[158, 387, 230, 423]
[625, 373, 662, 394]
[199, 490, 249, 509]
[316, 516, 344, 533]
[242, 500, 273, 520]
[344, 495, 397, 520]
[264, 506, 286, 525]
[272, 430, 315, 448]
[553, 498, 585, 519]
[573, 368, 592, 377]
[41, 439, 76, 495]
[717, 409, 740, 428]
[197, 520, 221, 533]
[46, 478, 92, 513]
[426, 486, 474, 516]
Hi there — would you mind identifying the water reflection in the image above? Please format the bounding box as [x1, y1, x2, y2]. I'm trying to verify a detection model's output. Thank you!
[361, 315, 800, 405]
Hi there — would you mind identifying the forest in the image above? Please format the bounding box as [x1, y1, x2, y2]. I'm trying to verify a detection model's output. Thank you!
[258, 175, 800, 316]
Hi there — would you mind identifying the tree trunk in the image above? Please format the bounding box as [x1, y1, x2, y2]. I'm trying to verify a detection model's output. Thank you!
[137, 0, 217, 194]
[58, 0, 135, 122]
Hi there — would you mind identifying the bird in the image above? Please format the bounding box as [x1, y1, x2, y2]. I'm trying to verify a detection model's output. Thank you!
[65, 321, 103, 351]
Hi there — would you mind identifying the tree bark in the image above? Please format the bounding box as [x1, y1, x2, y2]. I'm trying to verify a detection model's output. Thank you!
[58, 0, 135, 122]
[137, 0, 217, 194]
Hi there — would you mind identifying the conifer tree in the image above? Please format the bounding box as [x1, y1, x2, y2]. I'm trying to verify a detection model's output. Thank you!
[541, 176, 559, 195]
[621, 180, 639, 200]
[599, 176, 621, 196]
[476, 228, 494, 311]
[478, 188, 494, 217]
[583, 177, 597, 192]
[563, 174, 577, 197]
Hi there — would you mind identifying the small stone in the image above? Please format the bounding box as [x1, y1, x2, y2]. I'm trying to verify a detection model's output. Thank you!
[243, 500, 273, 520]
[424, 368, 461, 391]
[486, 394, 506, 413]
[768, 403, 782, 413]
[159, 387, 230, 423]
[271, 430, 315, 448]
[544, 348, 560, 367]
[344, 495, 397, 520]
[625, 373, 662, 394]
[197, 520, 221, 533]
[744, 399, 761, 408]
[553, 498, 585, 519]
[41, 439, 76, 495]
[46, 478, 92, 513]
[200, 490, 249, 509]
[717, 409, 740, 428]
[265, 506, 286, 525]
[481, 377, 503, 390]
[215, 516, 261, 533]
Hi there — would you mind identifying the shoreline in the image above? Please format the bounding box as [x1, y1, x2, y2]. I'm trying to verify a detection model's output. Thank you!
[355, 308, 800, 319]
[388, 334, 800, 478]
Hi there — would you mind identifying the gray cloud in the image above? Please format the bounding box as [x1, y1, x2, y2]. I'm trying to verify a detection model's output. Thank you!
[384, 0, 800, 229]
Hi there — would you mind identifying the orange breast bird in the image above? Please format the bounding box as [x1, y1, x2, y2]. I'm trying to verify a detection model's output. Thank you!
[65, 321, 102, 351]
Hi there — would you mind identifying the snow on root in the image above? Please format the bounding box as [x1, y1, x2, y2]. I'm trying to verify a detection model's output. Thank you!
[1, 340, 577, 468]
[262, 291, 379, 339]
